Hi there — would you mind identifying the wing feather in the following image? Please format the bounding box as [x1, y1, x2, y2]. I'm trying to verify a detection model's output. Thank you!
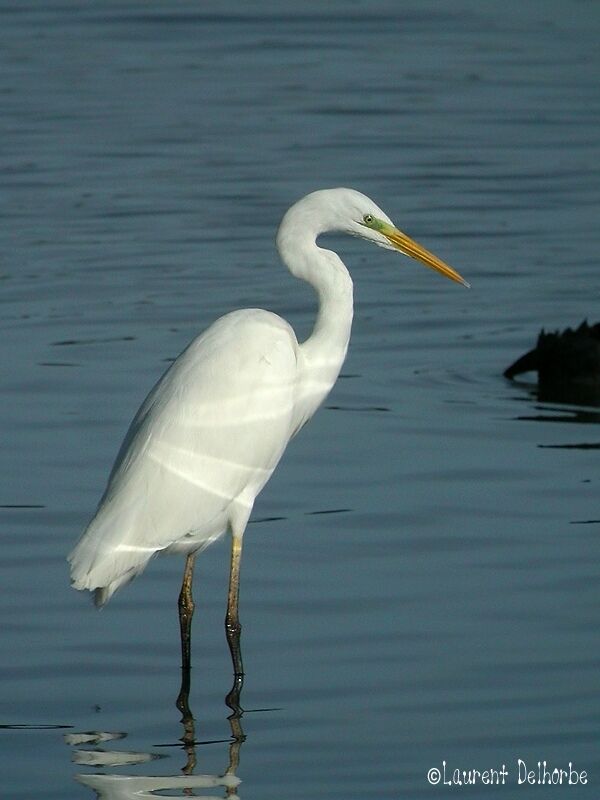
[69, 309, 299, 599]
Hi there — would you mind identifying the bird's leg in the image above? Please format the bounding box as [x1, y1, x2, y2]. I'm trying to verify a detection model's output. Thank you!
[225, 534, 244, 679]
[176, 552, 196, 715]
[178, 551, 197, 671]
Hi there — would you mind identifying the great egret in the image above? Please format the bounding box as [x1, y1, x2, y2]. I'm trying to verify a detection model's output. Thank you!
[69, 187, 468, 678]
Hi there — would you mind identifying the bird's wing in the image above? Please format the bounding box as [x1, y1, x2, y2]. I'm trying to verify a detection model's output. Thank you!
[69, 309, 299, 594]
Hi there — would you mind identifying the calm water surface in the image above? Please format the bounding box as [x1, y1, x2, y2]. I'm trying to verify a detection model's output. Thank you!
[1, 2, 599, 798]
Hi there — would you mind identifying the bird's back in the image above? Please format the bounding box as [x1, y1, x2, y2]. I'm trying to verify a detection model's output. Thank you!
[69, 309, 299, 604]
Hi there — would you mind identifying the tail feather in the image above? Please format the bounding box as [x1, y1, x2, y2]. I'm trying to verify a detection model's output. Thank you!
[69, 499, 160, 606]
[93, 570, 139, 607]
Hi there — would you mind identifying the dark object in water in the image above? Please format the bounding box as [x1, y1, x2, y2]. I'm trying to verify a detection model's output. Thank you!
[504, 320, 600, 406]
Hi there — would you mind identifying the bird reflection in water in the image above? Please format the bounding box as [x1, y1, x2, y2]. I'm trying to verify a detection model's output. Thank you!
[67, 671, 245, 799]
[177, 656, 245, 781]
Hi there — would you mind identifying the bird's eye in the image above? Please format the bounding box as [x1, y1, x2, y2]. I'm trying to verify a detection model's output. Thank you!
[363, 214, 374, 225]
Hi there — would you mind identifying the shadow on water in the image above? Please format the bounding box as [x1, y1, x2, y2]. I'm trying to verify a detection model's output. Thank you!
[67, 668, 247, 799]
[507, 379, 600, 413]
[507, 381, 600, 434]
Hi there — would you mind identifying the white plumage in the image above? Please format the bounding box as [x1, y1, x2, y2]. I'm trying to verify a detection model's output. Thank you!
[70, 310, 301, 604]
[69, 188, 467, 667]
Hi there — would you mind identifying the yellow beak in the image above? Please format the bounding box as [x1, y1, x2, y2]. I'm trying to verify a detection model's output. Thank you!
[382, 224, 470, 288]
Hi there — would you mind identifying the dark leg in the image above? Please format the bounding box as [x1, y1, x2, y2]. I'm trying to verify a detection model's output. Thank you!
[176, 552, 196, 715]
[225, 535, 244, 679]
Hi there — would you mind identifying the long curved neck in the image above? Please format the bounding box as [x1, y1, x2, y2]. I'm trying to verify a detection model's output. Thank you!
[300, 246, 354, 363]
[277, 214, 354, 417]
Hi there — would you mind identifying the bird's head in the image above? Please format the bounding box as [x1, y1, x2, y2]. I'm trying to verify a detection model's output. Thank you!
[280, 188, 469, 288]
[339, 188, 469, 287]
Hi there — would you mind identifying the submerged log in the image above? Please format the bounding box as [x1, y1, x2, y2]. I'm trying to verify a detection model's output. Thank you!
[504, 320, 600, 405]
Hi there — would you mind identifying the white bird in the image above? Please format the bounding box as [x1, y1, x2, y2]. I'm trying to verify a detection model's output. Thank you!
[69, 188, 468, 678]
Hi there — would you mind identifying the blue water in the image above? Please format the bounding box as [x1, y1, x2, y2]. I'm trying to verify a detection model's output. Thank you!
[1, 2, 599, 798]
